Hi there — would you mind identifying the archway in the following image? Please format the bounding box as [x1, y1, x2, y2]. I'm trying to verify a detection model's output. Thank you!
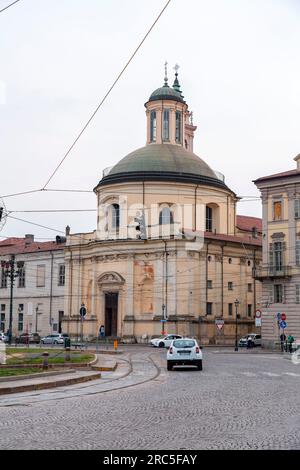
[98, 272, 125, 337]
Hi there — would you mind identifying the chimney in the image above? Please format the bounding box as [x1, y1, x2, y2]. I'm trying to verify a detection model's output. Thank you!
[294, 154, 300, 170]
[25, 234, 34, 245]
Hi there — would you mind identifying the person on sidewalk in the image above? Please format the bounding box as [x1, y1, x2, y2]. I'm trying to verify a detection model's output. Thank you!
[280, 333, 286, 352]
[287, 334, 295, 353]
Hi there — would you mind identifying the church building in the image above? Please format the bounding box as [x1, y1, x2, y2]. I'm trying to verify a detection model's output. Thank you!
[63, 68, 262, 345]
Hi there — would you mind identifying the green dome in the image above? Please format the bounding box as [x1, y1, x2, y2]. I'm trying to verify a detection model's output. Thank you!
[148, 85, 185, 104]
[96, 144, 230, 192]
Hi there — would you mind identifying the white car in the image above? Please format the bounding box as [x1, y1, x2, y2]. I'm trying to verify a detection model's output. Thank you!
[0, 332, 8, 342]
[239, 333, 261, 347]
[41, 334, 65, 345]
[150, 334, 183, 348]
[167, 338, 203, 371]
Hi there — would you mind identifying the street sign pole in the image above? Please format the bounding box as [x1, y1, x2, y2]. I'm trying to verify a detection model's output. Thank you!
[79, 303, 86, 345]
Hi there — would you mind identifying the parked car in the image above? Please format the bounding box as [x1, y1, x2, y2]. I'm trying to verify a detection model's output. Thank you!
[15, 333, 41, 344]
[41, 333, 69, 345]
[150, 334, 183, 348]
[0, 332, 8, 343]
[239, 333, 261, 347]
[167, 338, 203, 371]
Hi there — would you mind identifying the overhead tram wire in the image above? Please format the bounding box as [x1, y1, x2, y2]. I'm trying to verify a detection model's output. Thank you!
[41, 0, 173, 190]
[0, 0, 22, 14]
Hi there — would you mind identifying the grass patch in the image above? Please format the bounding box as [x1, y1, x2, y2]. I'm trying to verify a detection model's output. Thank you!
[7, 348, 64, 354]
[6, 353, 94, 365]
[0, 368, 44, 377]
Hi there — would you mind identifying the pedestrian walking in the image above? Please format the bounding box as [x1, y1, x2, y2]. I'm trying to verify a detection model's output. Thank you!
[280, 333, 286, 352]
[287, 334, 295, 353]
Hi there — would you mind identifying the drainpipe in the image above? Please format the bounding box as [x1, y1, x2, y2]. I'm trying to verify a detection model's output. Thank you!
[221, 244, 224, 317]
[194, 184, 200, 231]
[253, 249, 257, 312]
[49, 252, 54, 332]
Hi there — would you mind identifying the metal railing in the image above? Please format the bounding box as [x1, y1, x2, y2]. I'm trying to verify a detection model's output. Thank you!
[253, 265, 292, 279]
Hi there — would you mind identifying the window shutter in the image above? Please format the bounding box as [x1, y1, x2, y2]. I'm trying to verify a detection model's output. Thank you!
[283, 285, 287, 304]
[269, 243, 274, 268]
[296, 241, 300, 266]
[268, 284, 274, 304]
[295, 199, 300, 219]
[296, 285, 300, 304]
[36, 265, 45, 287]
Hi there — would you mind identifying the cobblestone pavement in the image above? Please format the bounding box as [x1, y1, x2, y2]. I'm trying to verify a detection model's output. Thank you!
[0, 348, 300, 450]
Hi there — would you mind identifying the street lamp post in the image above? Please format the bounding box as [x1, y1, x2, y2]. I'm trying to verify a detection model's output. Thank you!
[35, 306, 39, 333]
[1, 256, 24, 345]
[234, 299, 240, 352]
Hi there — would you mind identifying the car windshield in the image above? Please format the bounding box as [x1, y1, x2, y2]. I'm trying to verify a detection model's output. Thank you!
[173, 340, 195, 348]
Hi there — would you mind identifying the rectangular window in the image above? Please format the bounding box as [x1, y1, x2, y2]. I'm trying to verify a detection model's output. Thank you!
[1, 268, 7, 288]
[273, 242, 283, 271]
[175, 111, 181, 143]
[273, 201, 282, 221]
[36, 265, 45, 287]
[207, 280, 213, 289]
[18, 267, 25, 288]
[206, 302, 213, 315]
[58, 264, 65, 286]
[228, 303, 233, 316]
[274, 284, 283, 303]
[248, 283, 253, 293]
[296, 285, 300, 304]
[295, 199, 300, 219]
[296, 241, 300, 266]
[150, 111, 156, 142]
[206, 206, 213, 232]
[228, 282, 233, 290]
[163, 109, 169, 141]
[52, 323, 58, 332]
[247, 304, 252, 317]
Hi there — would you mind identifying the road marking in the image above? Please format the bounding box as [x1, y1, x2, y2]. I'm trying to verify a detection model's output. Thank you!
[261, 372, 280, 377]
[284, 372, 300, 377]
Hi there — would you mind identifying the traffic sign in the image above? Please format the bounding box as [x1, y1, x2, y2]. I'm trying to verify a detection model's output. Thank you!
[276, 312, 281, 321]
[80, 305, 87, 317]
[255, 318, 262, 327]
[255, 310, 262, 319]
[215, 319, 224, 330]
[281, 313, 286, 321]
[280, 320, 287, 329]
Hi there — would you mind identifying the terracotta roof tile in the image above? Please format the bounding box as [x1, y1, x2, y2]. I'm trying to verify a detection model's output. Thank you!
[0, 237, 65, 256]
[236, 215, 262, 233]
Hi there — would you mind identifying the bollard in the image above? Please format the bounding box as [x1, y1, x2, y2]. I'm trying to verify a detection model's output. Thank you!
[42, 352, 49, 370]
[65, 347, 71, 362]
[114, 339, 118, 351]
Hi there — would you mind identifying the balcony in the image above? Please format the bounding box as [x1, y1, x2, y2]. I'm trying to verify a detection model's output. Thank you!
[253, 265, 292, 280]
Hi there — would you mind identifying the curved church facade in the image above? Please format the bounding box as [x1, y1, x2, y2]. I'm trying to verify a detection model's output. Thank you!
[63, 70, 262, 344]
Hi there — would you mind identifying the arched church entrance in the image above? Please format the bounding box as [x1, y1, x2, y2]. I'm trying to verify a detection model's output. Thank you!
[98, 272, 125, 338]
[105, 292, 118, 337]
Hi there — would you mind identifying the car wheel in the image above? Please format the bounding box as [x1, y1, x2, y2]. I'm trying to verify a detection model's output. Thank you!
[54, 341, 58, 345]
[167, 361, 173, 371]
[197, 360, 203, 371]
[159, 342, 165, 348]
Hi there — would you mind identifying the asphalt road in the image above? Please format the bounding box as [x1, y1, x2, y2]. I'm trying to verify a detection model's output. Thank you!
[0, 347, 300, 450]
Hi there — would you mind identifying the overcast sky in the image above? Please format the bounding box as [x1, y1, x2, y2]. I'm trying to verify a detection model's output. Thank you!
[1, 0, 300, 240]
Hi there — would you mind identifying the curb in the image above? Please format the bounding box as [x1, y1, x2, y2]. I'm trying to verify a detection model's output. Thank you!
[91, 363, 118, 372]
[0, 369, 75, 383]
[0, 372, 101, 395]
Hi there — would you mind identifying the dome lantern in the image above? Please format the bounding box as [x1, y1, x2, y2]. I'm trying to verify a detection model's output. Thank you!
[144, 63, 196, 150]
